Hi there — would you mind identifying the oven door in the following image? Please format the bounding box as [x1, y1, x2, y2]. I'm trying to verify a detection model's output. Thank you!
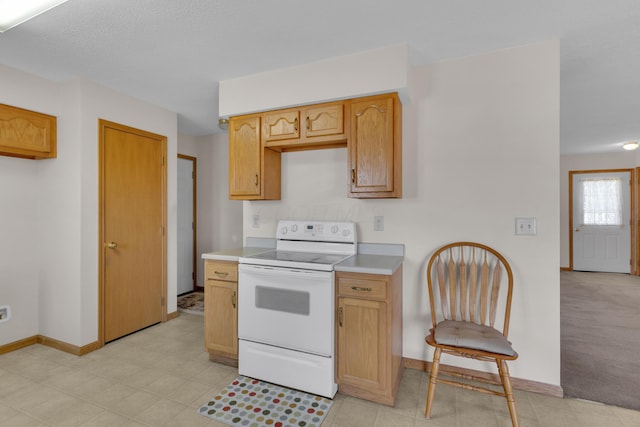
[238, 264, 334, 357]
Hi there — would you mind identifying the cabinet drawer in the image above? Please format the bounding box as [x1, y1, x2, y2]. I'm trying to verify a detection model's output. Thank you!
[205, 260, 238, 282]
[337, 277, 387, 300]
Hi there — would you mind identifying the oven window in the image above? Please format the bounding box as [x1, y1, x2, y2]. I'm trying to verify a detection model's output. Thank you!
[255, 286, 310, 316]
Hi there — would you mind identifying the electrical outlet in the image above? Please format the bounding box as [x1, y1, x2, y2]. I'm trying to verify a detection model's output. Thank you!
[374, 216, 384, 231]
[0, 305, 10, 323]
[252, 214, 260, 228]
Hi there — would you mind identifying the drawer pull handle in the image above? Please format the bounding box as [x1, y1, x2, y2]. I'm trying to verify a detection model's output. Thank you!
[232, 291, 237, 308]
[214, 271, 229, 276]
[338, 306, 343, 327]
[351, 168, 355, 183]
[351, 286, 372, 292]
[294, 117, 298, 131]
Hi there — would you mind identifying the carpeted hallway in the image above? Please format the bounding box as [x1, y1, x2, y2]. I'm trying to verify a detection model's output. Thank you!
[561, 270, 640, 410]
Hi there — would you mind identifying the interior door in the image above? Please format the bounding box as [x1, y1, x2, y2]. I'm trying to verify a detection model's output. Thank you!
[572, 171, 631, 273]
[177, 154, 196, 295]
[100, 120, 167, 343]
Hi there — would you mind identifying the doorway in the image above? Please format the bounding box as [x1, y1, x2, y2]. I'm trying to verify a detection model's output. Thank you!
[99, 119, 167, 344]
[569, 169, 635, 273]
[177, 154, 197, 295]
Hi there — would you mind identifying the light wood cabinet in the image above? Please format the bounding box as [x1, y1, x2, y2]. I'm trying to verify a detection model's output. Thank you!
[262, 101, 348, 151]
[228, 114, 281, 200]
[0, 103, 57, 159]
[348, 93, 402, 198]
[227, 93, 402, 200]
[204, 260, 239, 366]
[336, 266, 403, 406]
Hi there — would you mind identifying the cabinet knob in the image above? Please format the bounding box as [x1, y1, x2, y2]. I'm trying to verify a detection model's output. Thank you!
[106, 242, 118, 249]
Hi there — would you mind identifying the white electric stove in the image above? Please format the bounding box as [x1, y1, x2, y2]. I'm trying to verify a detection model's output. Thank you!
[237, 220, 357, 398]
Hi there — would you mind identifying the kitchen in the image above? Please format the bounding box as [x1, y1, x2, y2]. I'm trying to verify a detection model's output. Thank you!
[2, 38, 560, 425]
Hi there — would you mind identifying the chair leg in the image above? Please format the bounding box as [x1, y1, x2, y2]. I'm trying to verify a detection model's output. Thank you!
[424, 347, 442, 418]
[497, 359, 519, 427]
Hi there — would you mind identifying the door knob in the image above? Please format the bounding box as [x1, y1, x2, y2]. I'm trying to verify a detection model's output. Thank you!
[106, 242, 118, 249]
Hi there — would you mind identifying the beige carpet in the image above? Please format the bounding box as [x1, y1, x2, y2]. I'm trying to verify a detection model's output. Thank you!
[177, 291, 204, 315]
[561, 270, 640, 410]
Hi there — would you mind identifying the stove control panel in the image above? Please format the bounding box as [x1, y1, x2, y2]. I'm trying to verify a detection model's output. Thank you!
[277, 220, 357, 244]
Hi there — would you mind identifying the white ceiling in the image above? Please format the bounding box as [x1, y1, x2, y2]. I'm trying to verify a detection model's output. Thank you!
[1, 0, 639, 155]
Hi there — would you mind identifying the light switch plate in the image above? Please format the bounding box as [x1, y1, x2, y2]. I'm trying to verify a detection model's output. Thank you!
[515, 217, 537, 235]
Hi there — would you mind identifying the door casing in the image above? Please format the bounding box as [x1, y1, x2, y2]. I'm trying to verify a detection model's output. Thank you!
[98, 119, 168, 345]
[177, 153, 197, 293]
[568, 168, 636, 274]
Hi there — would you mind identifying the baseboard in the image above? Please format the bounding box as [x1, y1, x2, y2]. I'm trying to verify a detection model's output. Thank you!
[0, 335, 101, 356]
[560, 267, 571, 271]
[36, 335, 102, 356]
[1, 313, 183, 356]
[0, 335, 38, 355]
[403, 357, 564, 398]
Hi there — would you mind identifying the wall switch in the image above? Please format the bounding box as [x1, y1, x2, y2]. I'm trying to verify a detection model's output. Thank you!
[252, 214, 260, 228]
[374, 216, 384, 231]
[515, 217, 537, 235]
[0, 306, 10, 323]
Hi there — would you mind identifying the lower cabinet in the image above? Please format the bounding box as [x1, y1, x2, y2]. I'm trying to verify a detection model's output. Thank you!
[335, 267, 403, 406]
[204, 260, 238, 366]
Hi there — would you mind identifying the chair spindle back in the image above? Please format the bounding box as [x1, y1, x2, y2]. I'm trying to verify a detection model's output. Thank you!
[427, 242, 514, 337]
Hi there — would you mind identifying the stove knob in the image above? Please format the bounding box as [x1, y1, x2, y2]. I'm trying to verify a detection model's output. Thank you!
[342, 229, 350, 237]
[280, 226, 288, 235]
[291, 224, 298, 232]
[331, 225, 339, 234]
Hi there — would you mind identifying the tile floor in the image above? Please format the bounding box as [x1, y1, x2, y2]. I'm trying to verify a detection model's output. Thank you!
[1, 314, 640, 427]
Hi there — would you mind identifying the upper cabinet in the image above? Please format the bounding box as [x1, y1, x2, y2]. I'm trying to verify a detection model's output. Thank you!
[262, 101, 348, 151]
[348, 93, 402, 199]
[0, 103, 57, 159]
[228, 114, 281, 200]
[227, 92, 401, 200]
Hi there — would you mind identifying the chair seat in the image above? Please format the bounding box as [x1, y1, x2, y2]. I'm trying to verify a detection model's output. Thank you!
[434, 320, 517, 357]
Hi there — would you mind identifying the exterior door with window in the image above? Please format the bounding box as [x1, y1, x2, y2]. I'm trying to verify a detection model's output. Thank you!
[572, 171, 631, 273]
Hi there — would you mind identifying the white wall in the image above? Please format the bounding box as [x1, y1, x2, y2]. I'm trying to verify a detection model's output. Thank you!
[0, 65, 68, 345]
[0, 65, 178, 347]
[178, 133, 243, 286]
[219, 44, 410, 117]
[229, 41, 561, 386]
[560, 152, 639, 268]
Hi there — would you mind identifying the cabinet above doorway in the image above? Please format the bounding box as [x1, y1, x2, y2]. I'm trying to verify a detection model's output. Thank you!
[227, 92, 402, 200]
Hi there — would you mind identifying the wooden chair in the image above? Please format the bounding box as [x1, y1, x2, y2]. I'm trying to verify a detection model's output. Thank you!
[424, 242, 519, 427]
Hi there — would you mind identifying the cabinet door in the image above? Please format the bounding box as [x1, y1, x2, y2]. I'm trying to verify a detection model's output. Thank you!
[263, 109, 300, 143]
[302, 103, 344, 139]
[229, 114, 261, 197]
[0, 103, 57, 159]
[349, 94, 401, 198]
[337, 297, 387, 392]
[204, 280, 238, 357]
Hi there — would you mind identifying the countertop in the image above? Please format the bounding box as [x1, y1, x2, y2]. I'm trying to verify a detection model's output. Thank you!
[334, 254, 403, 275]
[201, 246, 272, 262]
[201, 240, 404, 275]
